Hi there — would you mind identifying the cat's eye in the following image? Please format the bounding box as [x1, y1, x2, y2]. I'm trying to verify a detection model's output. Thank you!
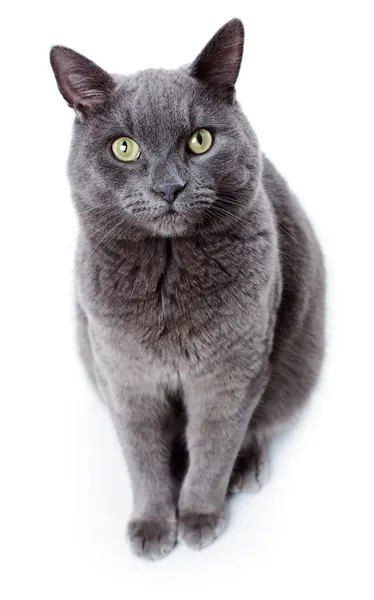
[112, 137, 141, 162]
[187, 128, 213, 155]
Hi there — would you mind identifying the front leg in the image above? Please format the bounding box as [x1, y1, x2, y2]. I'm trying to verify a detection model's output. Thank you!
[110, 386, 177, 560]
[178, 370, 265, 550]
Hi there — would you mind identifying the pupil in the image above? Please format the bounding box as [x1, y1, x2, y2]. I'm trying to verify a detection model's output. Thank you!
[120, 141, 128, 152]
[197, 132, 203, 145]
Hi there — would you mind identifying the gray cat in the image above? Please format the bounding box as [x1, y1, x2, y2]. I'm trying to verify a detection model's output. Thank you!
[50, 18, 325, 560]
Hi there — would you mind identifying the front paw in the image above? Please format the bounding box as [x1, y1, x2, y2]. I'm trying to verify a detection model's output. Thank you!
[127, 518, 177, 560]
[178, 511, 226, 550]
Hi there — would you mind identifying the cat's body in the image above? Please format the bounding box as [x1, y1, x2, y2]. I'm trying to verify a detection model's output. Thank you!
[76, 155, 324, 433]
[51, 20, 325, 559]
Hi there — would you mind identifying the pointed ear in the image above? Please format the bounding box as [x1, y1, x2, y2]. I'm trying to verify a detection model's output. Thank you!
[190, 19, 244, 101]
[50, 46, 115, 116]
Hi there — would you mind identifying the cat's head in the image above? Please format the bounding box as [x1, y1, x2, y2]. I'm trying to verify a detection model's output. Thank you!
[50, 19, 261, 240]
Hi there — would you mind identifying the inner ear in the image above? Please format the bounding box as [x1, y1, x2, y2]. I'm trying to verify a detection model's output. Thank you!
[50, 46, 115, 116]
[190, 19, 244, 101]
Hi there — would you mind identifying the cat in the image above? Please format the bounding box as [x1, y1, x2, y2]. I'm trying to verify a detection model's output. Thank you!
[50, 18, 325, 560]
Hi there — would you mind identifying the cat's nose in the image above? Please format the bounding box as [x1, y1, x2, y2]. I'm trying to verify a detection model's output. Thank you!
[153, 182, 186, 204]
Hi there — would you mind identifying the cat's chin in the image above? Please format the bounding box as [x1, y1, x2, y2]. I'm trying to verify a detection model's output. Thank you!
[145, 212, 193, 238]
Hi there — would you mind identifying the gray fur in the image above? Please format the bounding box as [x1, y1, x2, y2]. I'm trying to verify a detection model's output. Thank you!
[50, 19, 325, 560]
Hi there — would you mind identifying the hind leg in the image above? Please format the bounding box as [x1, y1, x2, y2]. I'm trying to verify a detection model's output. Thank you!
[228, 382, 304, 495]
[229, 430, 270, 494]
[229, 369, 313, 496]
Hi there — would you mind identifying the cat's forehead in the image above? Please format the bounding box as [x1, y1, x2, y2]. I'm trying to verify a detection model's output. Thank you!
[112, 68, 206, 138]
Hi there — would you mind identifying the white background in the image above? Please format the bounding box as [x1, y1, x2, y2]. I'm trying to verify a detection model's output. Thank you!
[1, 1, 373, 598]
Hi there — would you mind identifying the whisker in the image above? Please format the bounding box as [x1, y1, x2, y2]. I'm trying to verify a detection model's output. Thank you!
[277, 223, 308, 253]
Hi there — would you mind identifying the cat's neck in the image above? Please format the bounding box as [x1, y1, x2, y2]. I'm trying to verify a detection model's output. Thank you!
[79, 226, 248, 270]
[77, 189, 272, 272]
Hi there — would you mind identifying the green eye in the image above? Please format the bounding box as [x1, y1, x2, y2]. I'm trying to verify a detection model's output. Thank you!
[187, 128, 213, 155]
[112, 137, 141, 162]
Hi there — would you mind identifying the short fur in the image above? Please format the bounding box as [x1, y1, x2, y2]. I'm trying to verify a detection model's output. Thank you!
[50, 19, 325, 560]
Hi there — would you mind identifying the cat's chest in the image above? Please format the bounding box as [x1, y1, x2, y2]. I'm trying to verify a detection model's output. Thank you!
[77, 236, 265, 364]
[83, 243, 242, 322]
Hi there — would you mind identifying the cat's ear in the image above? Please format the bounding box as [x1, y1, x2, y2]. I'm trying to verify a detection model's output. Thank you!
[50, 46, 115, 117]
[190, 19, 244, 102]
